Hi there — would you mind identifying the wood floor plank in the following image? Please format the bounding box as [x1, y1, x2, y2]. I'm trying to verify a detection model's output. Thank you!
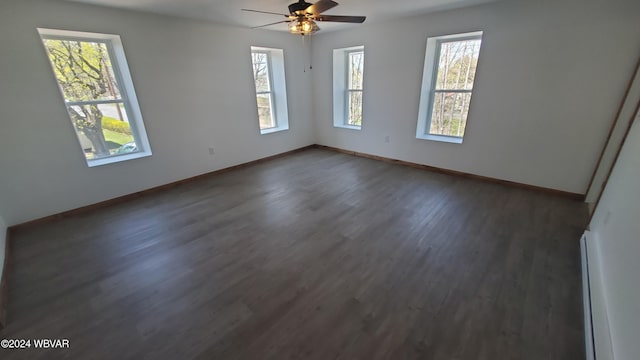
[0, 149, 588, 359]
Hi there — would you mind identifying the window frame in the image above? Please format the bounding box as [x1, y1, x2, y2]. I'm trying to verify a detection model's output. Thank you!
[345, 49, 364, 127]
[250, 46, 289, 135]
[38, 28, 152, 167]
[417, 31, 483, 144]
[333, 45, 365, 130]
[251, 50, 277, 130]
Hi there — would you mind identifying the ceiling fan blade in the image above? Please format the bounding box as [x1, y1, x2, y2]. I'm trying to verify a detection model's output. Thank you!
[316, 15, 366, 23]
[251, 20, 292, 29]
[241, 9, 290, 17]
[305, 0, 338, 16]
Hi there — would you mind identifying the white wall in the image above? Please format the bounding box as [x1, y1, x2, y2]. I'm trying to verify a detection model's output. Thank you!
[589, 105, 640, 360]
[311, 0, 640, 194]
[0, 0, 314, 226]
[585, 62, 640, 205]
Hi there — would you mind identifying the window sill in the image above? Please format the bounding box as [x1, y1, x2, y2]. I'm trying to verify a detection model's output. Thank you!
[260, 126, 289, 135]
[417, 134, 464, 144]
[334, 124, 362, 131]
[87, 150, 152, 167]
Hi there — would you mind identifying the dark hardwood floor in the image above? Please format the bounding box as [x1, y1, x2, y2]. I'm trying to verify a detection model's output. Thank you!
[0, 149, 588, 359]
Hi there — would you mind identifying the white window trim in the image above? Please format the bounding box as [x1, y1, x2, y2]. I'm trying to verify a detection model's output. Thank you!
[416, 31, 483, 144]
[333, 45, 364, 130]
[38, 28, 152, 167]
[251, 46, 289, 135]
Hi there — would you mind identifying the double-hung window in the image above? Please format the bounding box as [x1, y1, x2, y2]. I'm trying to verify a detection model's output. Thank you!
[417, 32, 483, 143]
[38, 28, 152, 166]
[333, 46, 365, 129]
[251, 51, 276, 130]
[346, 49, 364, 126]
[250, 46, 289, 134]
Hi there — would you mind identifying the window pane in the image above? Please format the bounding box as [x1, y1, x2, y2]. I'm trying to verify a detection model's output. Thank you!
[42, 39, 123, 102]
[348, 90, 363, 126]
[348, 51, 364, 90]
[252, 52, 271, 93]
[256, 93, 275, 129]
[434, 39, 481, 91]
[428, 92, 472, 137]
[67, 102, 137, 160]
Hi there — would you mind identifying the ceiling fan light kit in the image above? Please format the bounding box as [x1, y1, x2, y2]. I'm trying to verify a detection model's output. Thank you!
[243, 0, 366, 36]
[288, 19, 320, 35]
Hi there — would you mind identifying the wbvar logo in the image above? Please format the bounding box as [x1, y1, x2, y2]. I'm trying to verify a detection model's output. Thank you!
[33, 339, 70, 348]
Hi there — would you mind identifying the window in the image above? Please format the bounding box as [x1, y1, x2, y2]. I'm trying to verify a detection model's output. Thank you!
[38, 28, 152, 167]
[250, 47, 289, 134]
[251, 51, 276, 130]
[346, 50, 364, 126]
[333, 46, 365, 129]
[417, 32, 483, 143]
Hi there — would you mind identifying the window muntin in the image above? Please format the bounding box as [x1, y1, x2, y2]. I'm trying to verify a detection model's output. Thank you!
[417, 32, 483, 143]
[346, 50, 364, 126]
[251, 51, 276, 130]
[39, 29, 151, 166]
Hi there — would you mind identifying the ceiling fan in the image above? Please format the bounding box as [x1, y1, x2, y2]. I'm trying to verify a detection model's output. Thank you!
[242, 0, 366, 35]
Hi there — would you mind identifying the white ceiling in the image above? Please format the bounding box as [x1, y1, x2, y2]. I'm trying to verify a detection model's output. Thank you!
[55, 0, 502, 33]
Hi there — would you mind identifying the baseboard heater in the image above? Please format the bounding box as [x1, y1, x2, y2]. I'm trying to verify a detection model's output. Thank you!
[581, 231, 596, 360]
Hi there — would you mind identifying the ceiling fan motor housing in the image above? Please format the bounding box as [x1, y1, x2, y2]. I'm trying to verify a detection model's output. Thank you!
[288, 0, 313, 14]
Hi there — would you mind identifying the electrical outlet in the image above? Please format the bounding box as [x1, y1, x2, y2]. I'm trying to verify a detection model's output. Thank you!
[208, 147, 215, 155]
